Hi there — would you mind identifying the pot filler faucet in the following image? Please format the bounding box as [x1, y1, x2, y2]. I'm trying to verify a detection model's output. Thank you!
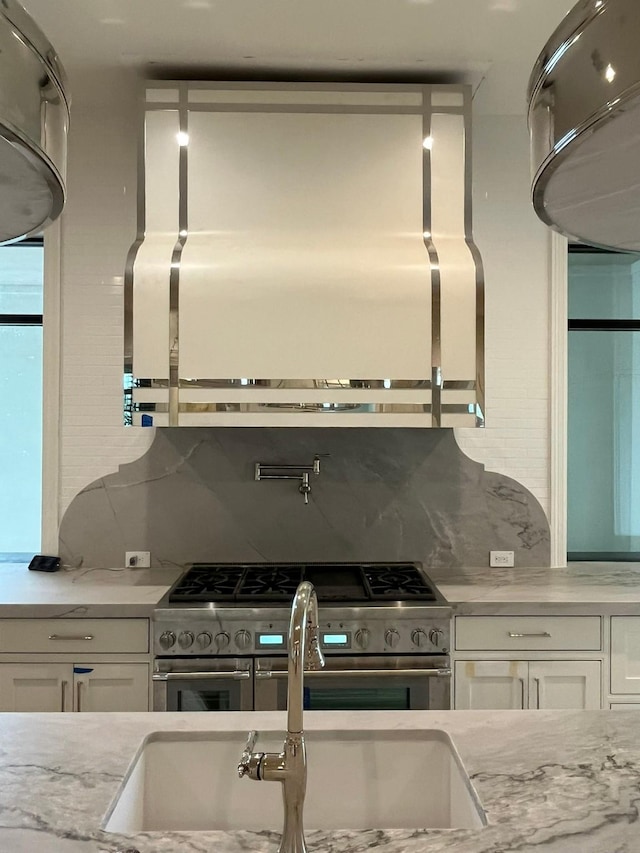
[254, 455, 327, 505]
[238, 581, 325, 853]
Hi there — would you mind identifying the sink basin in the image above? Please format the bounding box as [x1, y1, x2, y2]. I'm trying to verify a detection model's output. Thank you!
[104, 729, 486, 833]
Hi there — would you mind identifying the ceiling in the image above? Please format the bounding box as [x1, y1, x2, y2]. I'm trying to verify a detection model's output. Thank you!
[23, 0, 574, 113]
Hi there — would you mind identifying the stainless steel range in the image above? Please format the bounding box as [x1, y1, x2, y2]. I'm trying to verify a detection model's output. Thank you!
[153, 562, 451, 712]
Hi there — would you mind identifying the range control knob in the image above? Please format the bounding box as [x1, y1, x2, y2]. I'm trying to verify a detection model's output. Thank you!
[196, 631, 212, 650]
[411, 629, 428, 648]
[178, 631, 194, 649]
[215, 631, 231, 650]
[354, 628, 371, 650]
[384, 628, 400, 648]
[235, 629, 252, 650]
[158, 631, 176, 650]
[428, 628, 445, 647]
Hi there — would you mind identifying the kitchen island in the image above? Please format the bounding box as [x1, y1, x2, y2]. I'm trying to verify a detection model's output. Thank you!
[0, 708, 638, 852]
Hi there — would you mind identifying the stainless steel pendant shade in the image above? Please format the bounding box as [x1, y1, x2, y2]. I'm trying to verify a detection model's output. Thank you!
[0, 0, 69, 244]
[529, 0, 640, 251]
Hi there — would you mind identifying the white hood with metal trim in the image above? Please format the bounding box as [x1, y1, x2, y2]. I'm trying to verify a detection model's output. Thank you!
[127, 82, 483, 428]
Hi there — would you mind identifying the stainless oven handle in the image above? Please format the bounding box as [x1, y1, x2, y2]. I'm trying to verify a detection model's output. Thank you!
[153, 670, 251, 681]
[255, 667, 452, 679]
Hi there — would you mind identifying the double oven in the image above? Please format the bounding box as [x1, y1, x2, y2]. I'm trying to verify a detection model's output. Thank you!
[152, 562, 451, 713]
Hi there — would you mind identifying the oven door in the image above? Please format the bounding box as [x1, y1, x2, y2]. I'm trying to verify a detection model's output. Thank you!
[254, 656, 451, 711]
[153, 658, 253, 711]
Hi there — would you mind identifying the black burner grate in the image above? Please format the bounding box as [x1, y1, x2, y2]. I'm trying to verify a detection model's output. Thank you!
[169, 562, 439, 604]
[236, 566, 303, 601]
[363, 565, 438, 601]
[169, 565, 244, 602]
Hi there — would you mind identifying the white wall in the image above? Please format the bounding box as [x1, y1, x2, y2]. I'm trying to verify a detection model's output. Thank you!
[456, 113, 551, 515]
[54, 74, 552, 528]
[57, 70, 153, 521]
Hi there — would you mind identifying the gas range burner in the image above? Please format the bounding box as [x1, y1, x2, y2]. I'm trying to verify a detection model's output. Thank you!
[171, 565, 244, 599]
[363, 565, 437, 599]
[168, 562, 442, 604]
[238, 566, 302, 600]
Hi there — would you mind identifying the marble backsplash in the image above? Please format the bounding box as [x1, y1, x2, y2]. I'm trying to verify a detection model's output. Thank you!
[59, 428, 550, 569]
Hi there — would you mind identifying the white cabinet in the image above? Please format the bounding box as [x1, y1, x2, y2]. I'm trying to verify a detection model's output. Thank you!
[455, 660, 601, 710]
[455, 616, 601, 652]
[0, 663, 70, 712]
[528, 661, 601, 710]
[73, 664, 149, 712]
[610, 617, 640, 694]
[453, 614, 604, 710]
[454, 660, 528, 709]
[0, 618, 151, 713]
[0, 663, 149, 712]
[0, 619, 149, 654]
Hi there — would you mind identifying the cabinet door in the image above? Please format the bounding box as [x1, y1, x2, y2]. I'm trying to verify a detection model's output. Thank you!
[611, 617, 640, 694]
[74, 664, 149, 712]
[0, 663, 72, 712]
[454, 661, 528, 709]
[528, 661, 601, 710]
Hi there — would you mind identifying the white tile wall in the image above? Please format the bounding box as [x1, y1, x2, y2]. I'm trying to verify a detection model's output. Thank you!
[59, 72, 153, 518]
[456, 114, 551, 515]
[56, 82, 551, 523]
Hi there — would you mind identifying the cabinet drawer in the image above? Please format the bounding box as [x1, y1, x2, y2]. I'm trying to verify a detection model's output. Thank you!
[455, 616, 601, 651]
[0, 619, 149, 654]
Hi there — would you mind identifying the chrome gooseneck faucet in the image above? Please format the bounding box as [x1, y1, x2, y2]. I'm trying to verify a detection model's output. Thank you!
[238, 581, 325, 853]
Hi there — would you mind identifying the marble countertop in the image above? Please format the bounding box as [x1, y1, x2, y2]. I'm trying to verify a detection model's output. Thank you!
[0, 563, 182, 617]
[2, 560, 640, 617]
[1, 708, 639, 852]
[433, 562, 640, 613]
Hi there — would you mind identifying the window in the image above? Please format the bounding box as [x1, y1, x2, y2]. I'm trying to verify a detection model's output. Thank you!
[568, 245, 640, 560]
[0, 238, 43, 560]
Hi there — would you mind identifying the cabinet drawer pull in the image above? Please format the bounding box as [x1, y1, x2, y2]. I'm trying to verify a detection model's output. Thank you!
[507, 632, 551, 638]
[48, 634, 94, 641]
[61, 680, 68, 712]
[77, 681, 83, 712]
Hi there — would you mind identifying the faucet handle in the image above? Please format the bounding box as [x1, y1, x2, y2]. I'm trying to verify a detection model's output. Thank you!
[238, 730, 263, 779]
[243, 729, 258, 754]
[312, 454, 329, 474]
[306, 629, 325, 671]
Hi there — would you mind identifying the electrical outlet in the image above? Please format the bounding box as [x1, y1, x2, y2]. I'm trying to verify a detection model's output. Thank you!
[490, 550, 514, 568]
[125, 551, 150, 568]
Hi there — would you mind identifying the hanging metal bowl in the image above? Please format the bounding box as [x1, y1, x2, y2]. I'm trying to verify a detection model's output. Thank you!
[0, 0, 69, 244]
[529, 0, 640, 251]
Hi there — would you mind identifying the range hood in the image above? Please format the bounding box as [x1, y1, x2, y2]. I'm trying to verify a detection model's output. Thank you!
[126, 82, 484, 428]
[0, 0, 69, 244]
